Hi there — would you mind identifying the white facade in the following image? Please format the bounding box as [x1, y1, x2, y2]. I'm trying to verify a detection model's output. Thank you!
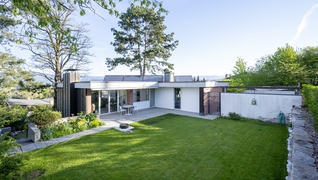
[155, 87, 199, 113]
[180, 88, 199, 113]
[221, 93, 302, 119]
[155, 87, 174, 109]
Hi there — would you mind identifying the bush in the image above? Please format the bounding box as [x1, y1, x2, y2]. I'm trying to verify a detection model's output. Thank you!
[28, 105, 62, 128]
[0, 133, 27, 179]
[38, 112, 104, 140]
[90, 118, 101, 128]
[302, 84, 318, 129]
[228, 112, 242, 121]
[0, 104, 28, 129]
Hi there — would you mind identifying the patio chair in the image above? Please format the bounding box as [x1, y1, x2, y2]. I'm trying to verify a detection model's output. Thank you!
[118, 106, 126, 115]
[132, 105, 138, 115]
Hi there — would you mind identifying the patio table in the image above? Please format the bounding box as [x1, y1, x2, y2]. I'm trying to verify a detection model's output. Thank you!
[122, 105, 134, 115]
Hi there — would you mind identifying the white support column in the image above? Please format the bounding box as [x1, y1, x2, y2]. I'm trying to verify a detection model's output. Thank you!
[98, 90, 101, 114]
[108, 91, 110, 113]
[117, 90, 119, 112]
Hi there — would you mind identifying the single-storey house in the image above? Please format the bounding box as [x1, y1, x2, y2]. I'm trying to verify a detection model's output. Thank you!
[56, 71, 229, 117]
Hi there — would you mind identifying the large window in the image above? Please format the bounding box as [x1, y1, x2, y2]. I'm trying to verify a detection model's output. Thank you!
[133, 89, 149, 102]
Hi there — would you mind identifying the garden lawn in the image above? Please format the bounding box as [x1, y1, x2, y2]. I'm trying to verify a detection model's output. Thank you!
[21, 114, 288, 180]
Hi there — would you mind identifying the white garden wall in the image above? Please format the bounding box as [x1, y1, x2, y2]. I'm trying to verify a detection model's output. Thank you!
[221, 93, 302, 119]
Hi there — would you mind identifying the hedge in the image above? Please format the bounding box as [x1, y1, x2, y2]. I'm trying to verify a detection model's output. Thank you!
[302, 84, 318, 127]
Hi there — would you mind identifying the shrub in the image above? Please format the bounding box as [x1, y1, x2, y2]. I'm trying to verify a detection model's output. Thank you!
[28, 105, 62, 128]
[228, 112, 242, 120]
[90, 118, 101, 128]
[302, 84, 318, 129]
[0, 104, 28, 129]
[0, 133, 27, 179]
[38, 112, 104, 140]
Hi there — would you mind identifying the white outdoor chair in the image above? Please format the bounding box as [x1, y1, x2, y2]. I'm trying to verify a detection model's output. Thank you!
[132, 106, 138, 115]
[118, 106, 127, 115]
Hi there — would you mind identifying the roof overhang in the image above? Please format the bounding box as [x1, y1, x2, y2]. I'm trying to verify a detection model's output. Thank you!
[158, 81, 229, 88]
[74, 81, 159, 90]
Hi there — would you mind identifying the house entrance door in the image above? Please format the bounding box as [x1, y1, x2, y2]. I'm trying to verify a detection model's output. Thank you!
[174, 88, 181, 109]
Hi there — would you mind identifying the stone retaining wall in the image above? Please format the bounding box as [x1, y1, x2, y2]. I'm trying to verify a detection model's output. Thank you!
[287, 109, 318, 180]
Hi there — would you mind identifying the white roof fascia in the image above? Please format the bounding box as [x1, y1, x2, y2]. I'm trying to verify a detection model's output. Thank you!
[74, 81, 159, 90]
[158, 81, 229, 88]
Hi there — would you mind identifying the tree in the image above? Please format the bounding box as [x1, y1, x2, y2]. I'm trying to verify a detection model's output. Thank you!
[268, 44, 305, 86]
[235, 44, 306, 86]
[298, 46, 318, 85]
[3, 0, 162, 45]
[0, 3, 18, 46]
[106, 4, 178, 79]
[19, 2, 93, 109]
[231, 57, 249, 86]
[0, 52, 34, 103]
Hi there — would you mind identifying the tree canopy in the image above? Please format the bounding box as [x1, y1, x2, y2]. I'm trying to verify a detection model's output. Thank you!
[0, 3, 19, 46]
[0, 52, 34, 104]
[228, 44, 307, 86]
[17, 1, 93, 109]
[106, 4, 178, 79]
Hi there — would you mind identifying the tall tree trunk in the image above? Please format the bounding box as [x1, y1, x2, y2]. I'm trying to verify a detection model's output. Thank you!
[53, 70, 61, 110]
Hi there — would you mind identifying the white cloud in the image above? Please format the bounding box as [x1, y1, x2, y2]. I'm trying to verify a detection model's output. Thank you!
[290, 3, 318, 45]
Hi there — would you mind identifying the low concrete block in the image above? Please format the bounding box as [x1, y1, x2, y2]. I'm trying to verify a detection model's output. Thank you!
[27, 123, 41, 143]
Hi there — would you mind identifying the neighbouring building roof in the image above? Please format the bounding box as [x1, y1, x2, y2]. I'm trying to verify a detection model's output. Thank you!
[174, 76, 193, 82]
[7, 98, 53, 107]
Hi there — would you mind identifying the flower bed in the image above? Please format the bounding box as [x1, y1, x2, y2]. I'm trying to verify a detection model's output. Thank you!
[40, 112, 105, 140]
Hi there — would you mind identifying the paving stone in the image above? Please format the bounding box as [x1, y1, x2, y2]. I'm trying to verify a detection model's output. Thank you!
[63, 134, 80, 139]
[291, 164, 318, 180]
[55, 137, 70, 142]
[292, 150, 315, 166]
[21, 144, 38, 152]
[293, 134, 314, 143]
[45, 140, 59, 146]
[293, 119, 305, 127]
[34, 142, 47, 149]
[9, 147, 22, 155]
[294, 140, 314, 150]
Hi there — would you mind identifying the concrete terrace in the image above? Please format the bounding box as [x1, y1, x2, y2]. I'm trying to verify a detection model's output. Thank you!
[13, 108, 218, 153]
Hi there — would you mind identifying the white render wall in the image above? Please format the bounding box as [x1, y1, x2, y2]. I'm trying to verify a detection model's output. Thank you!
[155, 87, 199, 113]
[133, 101, 150, 110]
[221, 93, 302, 119]
[181, 88, 199, 113]
[155, 87, 174, 109]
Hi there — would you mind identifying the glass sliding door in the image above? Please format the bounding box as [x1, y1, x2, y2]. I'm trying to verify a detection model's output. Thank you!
[101, 90, 109, 114]
[91, 90, 99, 113]
[119, 90, 127, 106]
[109, 90, 118, 112]
[175, 88, 181, 109]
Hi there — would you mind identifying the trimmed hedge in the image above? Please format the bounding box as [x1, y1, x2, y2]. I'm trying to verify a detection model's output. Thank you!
[302, 84, 318, 127]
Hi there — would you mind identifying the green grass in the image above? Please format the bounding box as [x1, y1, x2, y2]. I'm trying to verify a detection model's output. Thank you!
[20, 114, 288, 180]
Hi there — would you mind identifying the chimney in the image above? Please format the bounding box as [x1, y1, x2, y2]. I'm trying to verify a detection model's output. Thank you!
[164, 71, 174, 82]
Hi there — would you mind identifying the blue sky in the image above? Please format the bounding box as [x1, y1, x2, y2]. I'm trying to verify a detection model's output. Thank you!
[5, 0, 318, 78]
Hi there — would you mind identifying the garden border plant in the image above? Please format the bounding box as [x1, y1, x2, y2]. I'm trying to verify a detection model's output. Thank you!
[302, 84, 318, 130]
[39, 111, 105, 140]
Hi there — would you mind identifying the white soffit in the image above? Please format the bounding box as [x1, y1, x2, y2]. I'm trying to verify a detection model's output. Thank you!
[158, 81, 229, 88]
[74, 81, 159, 90]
